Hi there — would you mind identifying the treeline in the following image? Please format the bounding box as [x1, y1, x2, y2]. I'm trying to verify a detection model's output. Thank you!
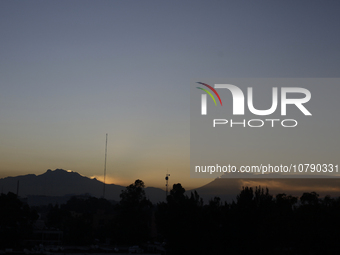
[158, 185, 340, 254]
[0, 192, 38, 248]
[1, 181, 340, 254]
[46, 179, 153, 245]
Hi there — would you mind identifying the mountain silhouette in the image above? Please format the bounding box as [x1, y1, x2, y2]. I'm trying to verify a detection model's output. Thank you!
[191, 173, 340, 203]
[189, 178, 243, 203]
[0, 169, 166, 204]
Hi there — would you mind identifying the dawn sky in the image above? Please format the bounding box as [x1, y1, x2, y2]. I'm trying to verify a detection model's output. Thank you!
[1, 0, 339, 190]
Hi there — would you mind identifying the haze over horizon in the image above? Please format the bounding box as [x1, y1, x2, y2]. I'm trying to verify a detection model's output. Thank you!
[3, 169, 340, 206]
[1, 1, 340, 191]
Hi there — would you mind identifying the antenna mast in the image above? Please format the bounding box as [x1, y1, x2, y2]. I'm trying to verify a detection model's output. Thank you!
[103, 133, 108, 198]
[165, 171, 170, 199]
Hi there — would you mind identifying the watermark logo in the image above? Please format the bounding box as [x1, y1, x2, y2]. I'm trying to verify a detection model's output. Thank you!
[196, 82, 222, 115]
[197, 82, 312, 116]
[191, 79, 339, 179]
[196, 82, 312, 128]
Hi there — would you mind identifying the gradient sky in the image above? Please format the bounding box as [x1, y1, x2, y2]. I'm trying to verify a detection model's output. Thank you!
[1, 0, 339, 190]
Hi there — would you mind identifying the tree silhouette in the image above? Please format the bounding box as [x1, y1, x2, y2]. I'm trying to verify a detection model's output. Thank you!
[0, 192, 38, 248]
[120, 179, 149, 208]
[300, 191, 319, 205]
[114, 179, 152, 245]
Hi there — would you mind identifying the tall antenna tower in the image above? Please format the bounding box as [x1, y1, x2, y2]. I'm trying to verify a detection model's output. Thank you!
[165, 171, 170, 199]
[103, 133, 108, 198]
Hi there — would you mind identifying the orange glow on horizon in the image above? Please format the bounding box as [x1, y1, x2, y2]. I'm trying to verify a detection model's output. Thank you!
[90, 174, 129, 187]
